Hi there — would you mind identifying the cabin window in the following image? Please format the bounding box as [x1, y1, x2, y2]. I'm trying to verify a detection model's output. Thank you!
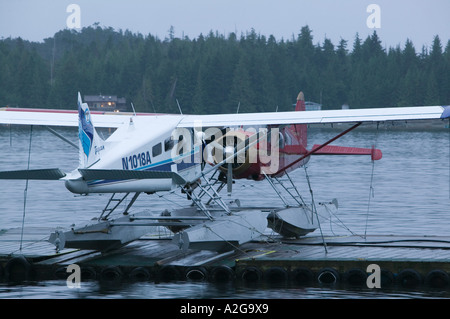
[164, 137, 175, 152]
[279, 132, 285, 149]
[152, 143, 162, 157]
[284, 131, 292, 145]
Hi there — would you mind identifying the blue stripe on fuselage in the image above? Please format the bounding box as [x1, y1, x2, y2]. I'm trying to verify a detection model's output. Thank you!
[87, 163, 199, 187]
[87, 149, 200, 187]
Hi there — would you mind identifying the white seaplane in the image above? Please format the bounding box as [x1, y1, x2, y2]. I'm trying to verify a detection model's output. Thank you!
[0, 92, 448, 252]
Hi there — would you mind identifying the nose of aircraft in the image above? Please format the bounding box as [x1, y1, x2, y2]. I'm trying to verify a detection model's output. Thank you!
[65, 179, 89, 194]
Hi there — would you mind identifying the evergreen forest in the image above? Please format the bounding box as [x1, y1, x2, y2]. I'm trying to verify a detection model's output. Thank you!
[0, 25, 448, 114]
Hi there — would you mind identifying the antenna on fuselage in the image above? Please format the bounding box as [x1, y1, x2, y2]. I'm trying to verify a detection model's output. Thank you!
[176, 99, 183, 115]
[130, 102, 137, 117]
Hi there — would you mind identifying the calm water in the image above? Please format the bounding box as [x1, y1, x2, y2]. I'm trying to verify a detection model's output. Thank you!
[1, 123, 450, 299]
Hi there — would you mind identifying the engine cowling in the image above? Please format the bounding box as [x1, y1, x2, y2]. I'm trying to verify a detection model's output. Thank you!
[209, 130, 265, 180]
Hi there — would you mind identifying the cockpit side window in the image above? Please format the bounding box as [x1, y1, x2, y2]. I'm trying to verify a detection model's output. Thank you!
[152, 142, 162, 157]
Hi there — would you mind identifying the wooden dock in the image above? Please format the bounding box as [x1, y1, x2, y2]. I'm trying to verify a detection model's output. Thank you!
[2, 226, 450, 290]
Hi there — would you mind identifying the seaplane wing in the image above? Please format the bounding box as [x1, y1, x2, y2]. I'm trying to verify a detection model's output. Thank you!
[0, 107, 129, 128]
[178, 105, 450, 128]
[1, 94, 448, 129]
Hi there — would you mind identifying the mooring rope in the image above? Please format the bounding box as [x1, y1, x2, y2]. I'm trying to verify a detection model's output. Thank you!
[202, 224, 251, 256]
[321, 202, 359, 237]
[227, 213, 281, 245]
[10, 233, 50, 256]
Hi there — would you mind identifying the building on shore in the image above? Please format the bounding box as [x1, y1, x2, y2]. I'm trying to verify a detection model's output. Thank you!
[84, 95, 128, 112]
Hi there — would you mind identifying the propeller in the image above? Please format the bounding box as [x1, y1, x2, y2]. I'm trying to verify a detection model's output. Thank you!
[209, 131, 250, 195]
[192, 128, 269, 196]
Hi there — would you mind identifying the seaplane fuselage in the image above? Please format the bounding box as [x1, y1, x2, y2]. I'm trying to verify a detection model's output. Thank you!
[64, 111, 202, 194]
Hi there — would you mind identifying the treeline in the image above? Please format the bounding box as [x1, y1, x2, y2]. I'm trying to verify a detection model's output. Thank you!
[0, 25, 449, 113]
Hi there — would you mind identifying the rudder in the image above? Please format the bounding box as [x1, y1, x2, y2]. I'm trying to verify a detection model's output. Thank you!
[78, 92, 105, 168]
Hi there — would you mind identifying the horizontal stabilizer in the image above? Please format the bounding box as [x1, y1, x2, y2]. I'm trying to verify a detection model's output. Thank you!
[0, 168, 66, 180]
[78, 169, 187, 185]
[311, 144, 382, 161]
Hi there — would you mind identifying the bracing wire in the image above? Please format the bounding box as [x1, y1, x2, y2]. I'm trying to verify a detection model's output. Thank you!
[304, 165, 327, 253]
[19, 125, 33, 253]
[364, 122, 380, 239]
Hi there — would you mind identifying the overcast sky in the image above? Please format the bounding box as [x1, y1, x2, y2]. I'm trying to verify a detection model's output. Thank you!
[1, 0, 449, 50]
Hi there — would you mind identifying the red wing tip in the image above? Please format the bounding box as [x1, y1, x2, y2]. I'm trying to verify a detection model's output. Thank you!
[371, 148, 382, 161]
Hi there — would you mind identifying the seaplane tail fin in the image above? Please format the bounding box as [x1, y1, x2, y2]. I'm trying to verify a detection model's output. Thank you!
[78, 92, 105, 168]
[294, 91, 308, 152]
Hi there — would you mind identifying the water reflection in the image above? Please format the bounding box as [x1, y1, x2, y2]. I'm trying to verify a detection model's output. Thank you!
[2, 279, 449, 299]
